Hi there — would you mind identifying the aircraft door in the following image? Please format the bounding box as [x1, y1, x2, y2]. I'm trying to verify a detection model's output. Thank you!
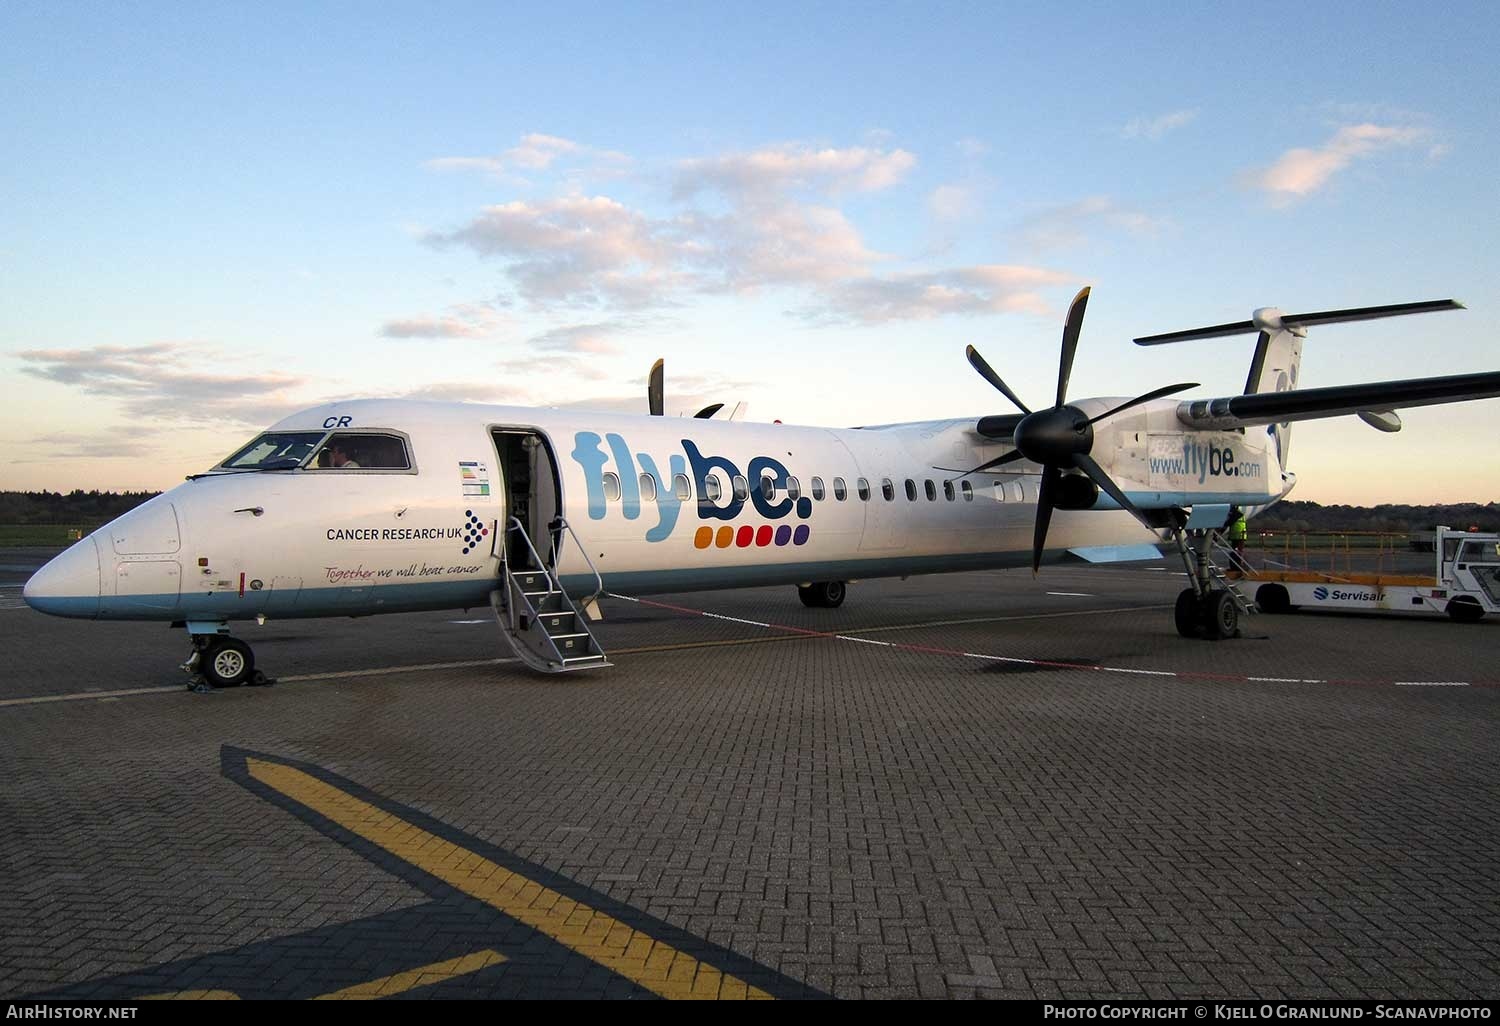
[491, 429, 562, 569]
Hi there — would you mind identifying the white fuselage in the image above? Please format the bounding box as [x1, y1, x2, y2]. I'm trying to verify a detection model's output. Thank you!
[23, 398, 1288, 623]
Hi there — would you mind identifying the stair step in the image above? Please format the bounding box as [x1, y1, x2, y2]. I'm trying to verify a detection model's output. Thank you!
[538, 611, 577, 634]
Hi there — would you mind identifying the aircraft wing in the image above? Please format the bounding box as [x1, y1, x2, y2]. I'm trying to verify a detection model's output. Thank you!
[1177, 370, 1500, 430]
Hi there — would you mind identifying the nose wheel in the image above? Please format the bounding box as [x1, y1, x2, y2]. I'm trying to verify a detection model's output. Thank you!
[184, 634, 268, 689]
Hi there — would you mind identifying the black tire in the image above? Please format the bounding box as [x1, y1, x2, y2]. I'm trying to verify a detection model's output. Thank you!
[202, 637, 254, 687]
[1203, 591, 1240, 640]
[1447, 598, 1485, 623]
[797, 581, 846, 609]
[1256, 584, 1291, 615]
[1174, 589, 1201, 639]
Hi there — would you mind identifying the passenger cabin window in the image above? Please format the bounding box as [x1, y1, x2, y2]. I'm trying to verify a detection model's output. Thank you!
[943, 480, 955, 501]
[925, 479, 937, 501]
[787, 477, 801, 500]
[833, 477, 847, 501]
[732, 475, 749, 502]
[882, 479, 894, 501]
[674, 474, 692, 500]
[961, 481, 973, 501]
[858, 478, 871, 501]
[759, 474, 775, 501]
[811, 477, 825, 501]
[314, 432, 412, 470]
[603, 473, 621, 502]
[705, 474, 723, 502]
[1010, 481, 1025, 503]
[904, 479, 917, 501]
[639, 473, 658, 502]
[994, 482, 1006, 502]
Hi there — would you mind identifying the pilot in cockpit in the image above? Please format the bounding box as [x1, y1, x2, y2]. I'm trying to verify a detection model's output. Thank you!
[326, 441, 360, 468]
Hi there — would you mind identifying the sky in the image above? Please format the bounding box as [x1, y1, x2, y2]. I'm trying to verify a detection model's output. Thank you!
[3, 1, 1498, 503]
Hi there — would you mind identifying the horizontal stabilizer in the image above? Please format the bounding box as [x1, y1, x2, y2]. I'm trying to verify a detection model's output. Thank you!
[1135, 299, 1463, 345]
[1066, 544, 1164, 563]
[1177, 371, 1500, 430]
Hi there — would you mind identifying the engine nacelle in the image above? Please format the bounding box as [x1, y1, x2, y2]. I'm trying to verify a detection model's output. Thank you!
[1054, 473, 1099, 510]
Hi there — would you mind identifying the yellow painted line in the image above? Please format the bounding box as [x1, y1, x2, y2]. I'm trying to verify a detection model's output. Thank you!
[313, 949, 508, 999]
[246, 757, 772, 1001]
[140, 990, 241, 1000]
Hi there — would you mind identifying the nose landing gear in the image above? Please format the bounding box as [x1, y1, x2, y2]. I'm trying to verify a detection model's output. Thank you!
[182, 626, 272, 690]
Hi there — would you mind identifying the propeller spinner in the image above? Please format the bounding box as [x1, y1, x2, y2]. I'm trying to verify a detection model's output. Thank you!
[960, 287, 1197, 573]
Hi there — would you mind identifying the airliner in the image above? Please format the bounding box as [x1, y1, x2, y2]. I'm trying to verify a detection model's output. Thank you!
[23, 291, 1500, 683]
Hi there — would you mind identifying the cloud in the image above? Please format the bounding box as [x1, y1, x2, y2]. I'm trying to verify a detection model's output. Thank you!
[1121, 109, 1198, 140]
[929, 184, 976, 222]
[15, 343, 308, 425]
[379, 303, 510, 339]
[423, 195, 694, 307]
[527, 322, 627, 354]
[1015, 196, 1165, 251]
[395, 382, 530, 403]
[675, 144, 916, 198]
[805, 265, 1073, 325]
[424, 134, 633, 184]
[9, 431, 160, 463]
[1246, 123, 1427, 203]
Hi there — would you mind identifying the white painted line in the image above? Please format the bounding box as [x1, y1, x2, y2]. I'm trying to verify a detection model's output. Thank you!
[1099, 667, 1177, 676]
[703, 612, 771, 628]
[280, 658, 518, 682]
[963, 653, 1037, 664]
[1046, 592, 1093, 597]
[837, 636, 893, 646]
[606, 593, 640, 603]
[1395, 681, 1470, 687]
[0, 685, 183, 708]
[1248, 677, 1305, 683]
[447, 619, 489, 624]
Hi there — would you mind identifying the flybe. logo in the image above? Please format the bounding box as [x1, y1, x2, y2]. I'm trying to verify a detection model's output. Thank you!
[571, 432, 813, 546]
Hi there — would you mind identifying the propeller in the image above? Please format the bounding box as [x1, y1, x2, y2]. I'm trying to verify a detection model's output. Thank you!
[648, 358, 665, 416]
[959, 286, 1198, 573]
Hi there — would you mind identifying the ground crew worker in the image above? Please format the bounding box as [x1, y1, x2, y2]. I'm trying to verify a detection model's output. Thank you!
[1227, 506, 1249, 573]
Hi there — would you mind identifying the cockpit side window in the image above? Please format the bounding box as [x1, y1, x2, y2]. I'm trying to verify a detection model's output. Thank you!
[220, 432, 326, 470]
[312, 432, 412, 471]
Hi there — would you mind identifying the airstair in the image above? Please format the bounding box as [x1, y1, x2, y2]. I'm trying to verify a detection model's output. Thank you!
[489, 516, 610, 674]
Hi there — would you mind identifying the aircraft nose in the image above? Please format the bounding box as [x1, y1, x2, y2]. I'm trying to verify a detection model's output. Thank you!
[23, 535, 102, 618]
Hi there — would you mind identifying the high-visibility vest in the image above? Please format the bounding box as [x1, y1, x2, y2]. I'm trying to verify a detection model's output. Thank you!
[1228, 516, 1248, 542]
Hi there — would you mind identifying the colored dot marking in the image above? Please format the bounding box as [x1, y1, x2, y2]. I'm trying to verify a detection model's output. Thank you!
[774, 525, 792, 546]
[694, 526, 713, 549]
[465, 510, 472, 517]
[756, 525, 773, 547]
[736, 525, 754, 547]
[793, 525, 810, 545]
[715, 526, 734, 548]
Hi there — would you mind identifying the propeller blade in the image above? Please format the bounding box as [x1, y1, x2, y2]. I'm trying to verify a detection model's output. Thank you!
[693, 402, 725, 419]
[1071, 452, 1156, 533]
[966, 345, 1032, 414]
[1087, 382, 1200, 424]
[1032, 465, 1060, 575]
[1055, 286, 1090, 407]
[648, 358, 664, 416]
[954, 448, 1028, 479]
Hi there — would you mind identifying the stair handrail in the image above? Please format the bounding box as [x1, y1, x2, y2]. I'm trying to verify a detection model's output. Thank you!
[506, 517, 557, 603]
[548, 515, 605, 606]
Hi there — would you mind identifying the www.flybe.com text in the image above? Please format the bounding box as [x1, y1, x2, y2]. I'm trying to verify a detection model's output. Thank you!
[1150, 442, 1264, 483]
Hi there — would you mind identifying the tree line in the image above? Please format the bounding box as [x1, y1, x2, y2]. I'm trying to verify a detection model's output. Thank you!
[0, 491, 161, 525]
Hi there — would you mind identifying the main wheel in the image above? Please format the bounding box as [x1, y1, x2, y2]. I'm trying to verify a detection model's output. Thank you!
[797, 581, 847, 608]
[1447, 597, 1485, 623]
[1203, 591, 1240, 640]
[1174, 589, 1201, 638]
[1256, 583, 1291, 615]
[202, 637, 255, 687]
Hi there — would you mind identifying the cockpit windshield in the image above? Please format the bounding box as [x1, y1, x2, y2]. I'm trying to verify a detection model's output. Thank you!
[219, 432, 327, 470]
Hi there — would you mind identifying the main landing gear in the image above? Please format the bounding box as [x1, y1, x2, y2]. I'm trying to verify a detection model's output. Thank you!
[798, 581, 847, 608]
[1167, 525, 1251, 641]
[181, 625, 271, 690]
